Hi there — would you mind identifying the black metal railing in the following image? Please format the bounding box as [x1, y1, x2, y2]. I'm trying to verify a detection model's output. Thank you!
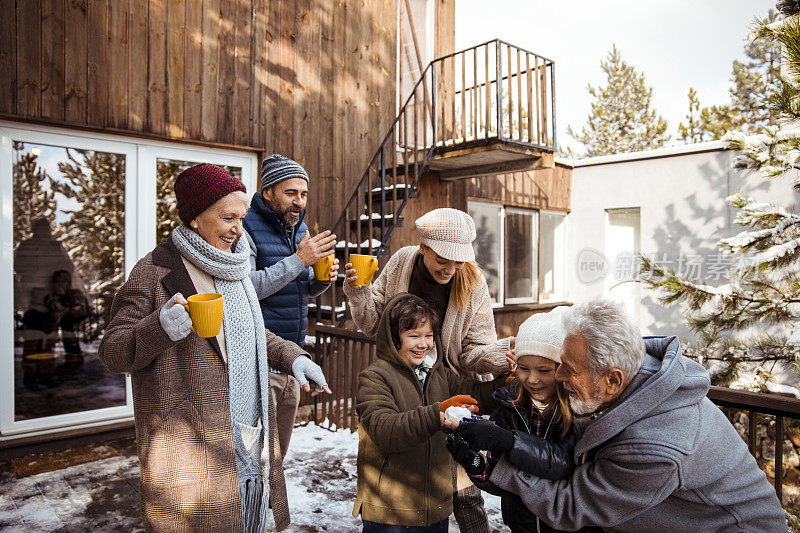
[314, 40, 556, 327]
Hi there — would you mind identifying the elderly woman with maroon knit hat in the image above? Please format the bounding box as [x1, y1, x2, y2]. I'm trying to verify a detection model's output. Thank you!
[343, 207, 514, 533]
[99, 163, 329, 532]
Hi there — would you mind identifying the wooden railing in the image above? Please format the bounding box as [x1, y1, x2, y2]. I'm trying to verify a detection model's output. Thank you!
[313, 40, 556, 327]
[708, 385, 800, 504]
[310, 327, 800, 505]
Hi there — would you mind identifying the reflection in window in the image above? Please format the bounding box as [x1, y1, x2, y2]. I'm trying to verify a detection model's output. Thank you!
[469, 202, 502, 303]
[12, 141, 126, 421]
[156, 158, 243, 243]
[505, 209, 537, 301]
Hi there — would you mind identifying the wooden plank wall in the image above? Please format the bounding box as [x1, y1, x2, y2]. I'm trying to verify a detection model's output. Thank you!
[0, 0, 401, 233]
[391, 163, 572, 253]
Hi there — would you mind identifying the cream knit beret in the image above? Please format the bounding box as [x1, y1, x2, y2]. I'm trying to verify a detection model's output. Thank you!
[515, 306, 569, 364]
[415, 208, 477, 262]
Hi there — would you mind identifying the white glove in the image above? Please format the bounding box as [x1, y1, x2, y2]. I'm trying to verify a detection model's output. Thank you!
[291, 356, 328, 392]
[159, 293, 192, 342]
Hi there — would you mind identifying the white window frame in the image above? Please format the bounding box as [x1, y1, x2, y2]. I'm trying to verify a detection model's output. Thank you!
[0, 120, 256, 438]
[538, 209, 567, 302]
[504, 206, 539, 305]
[468, 201, 541, 307]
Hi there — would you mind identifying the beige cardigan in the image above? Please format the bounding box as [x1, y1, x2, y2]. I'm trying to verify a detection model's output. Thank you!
[343, 245, 510, 380]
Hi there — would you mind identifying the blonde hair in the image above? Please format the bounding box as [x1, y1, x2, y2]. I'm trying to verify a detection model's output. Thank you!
[512, 373, 573, 438]
[419, 244, 482, 310]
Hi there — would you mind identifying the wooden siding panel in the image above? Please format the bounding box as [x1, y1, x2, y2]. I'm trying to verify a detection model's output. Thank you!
[147, 0, 166, 135]
[128, 0, 148, 130]
[17, 0, 42, 117]
[216, 0, 235, 143]
[276, 0, 295, 156]
[166, 0, 184, 137]
[293, 0, 311, 176]
[64, 0, 87, 123]
[200, 0, 220, 141]
[264, 0, 282, 154]
[184, 0, 202, 139]
[233, 0, 252, 146]
[0, 0, 16, 114]
[250, 0, 267, 148]
[41, 0, 65, 121]
[108, 0, 129, 129]
[316, 0, 335, 231]
[86, 0, 108, 125]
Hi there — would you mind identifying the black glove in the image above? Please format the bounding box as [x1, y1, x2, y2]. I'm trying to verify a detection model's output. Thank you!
[455, 418, 515, 456]
[446, 433, 486, 476]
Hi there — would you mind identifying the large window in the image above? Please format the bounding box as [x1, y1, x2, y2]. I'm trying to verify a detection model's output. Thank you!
[469, 202, 566, 305]
[1, 122, 256, 437]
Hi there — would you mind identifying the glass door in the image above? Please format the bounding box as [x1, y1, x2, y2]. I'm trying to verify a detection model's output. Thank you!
[1, 125, 138, 435]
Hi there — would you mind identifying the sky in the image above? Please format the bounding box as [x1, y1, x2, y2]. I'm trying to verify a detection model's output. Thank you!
[455, 0, 777, 154]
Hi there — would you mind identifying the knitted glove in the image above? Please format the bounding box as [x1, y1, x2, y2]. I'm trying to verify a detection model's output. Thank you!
[440, 394, 478, 413]
[159, 293, 192, 342]
[455, 417, 515, 455]
[291, 356, 328, 392]
[446, 433, 486, 476]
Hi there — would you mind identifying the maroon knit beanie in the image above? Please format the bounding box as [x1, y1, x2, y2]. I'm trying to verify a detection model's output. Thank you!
[174, 163, 247, 224]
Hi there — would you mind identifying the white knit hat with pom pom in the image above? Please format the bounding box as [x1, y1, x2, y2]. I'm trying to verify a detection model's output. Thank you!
[415, 208, 476, 262]
[515, 306, 570, 364]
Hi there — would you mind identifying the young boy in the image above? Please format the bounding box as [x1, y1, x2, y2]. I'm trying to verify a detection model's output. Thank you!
[353, 293, 508, 532]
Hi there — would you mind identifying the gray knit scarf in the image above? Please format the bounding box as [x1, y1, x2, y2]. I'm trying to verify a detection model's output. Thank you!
[172, 225, 271, 532]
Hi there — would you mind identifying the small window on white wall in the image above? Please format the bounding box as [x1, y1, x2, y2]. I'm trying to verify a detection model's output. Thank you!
[505, 208, 538, 303]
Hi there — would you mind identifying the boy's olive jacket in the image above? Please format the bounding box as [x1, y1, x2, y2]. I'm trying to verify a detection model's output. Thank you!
[353, 293, 507, 527]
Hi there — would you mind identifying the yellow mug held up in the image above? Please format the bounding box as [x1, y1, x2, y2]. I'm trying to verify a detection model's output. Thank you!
[350, 254, 379, 286]
[183, 293, 223, 338]
[312, 254, 335, 281]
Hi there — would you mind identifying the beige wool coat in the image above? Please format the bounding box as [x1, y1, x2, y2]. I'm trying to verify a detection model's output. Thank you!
[343, 245, 510, 381]
[99, 240, 305, 532]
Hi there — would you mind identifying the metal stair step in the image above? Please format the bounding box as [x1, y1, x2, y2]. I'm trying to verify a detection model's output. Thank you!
[349, 213, 403, 230]
[366, 184, 416, 204]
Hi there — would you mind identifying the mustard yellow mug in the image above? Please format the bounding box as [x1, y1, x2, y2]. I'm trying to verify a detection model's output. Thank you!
[350, 254, 379, 286]
[183, 293, 223, 338]
[313, 254, 335, 281]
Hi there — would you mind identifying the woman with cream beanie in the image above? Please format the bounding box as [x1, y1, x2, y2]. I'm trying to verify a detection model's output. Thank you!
[343, 207, 513, 533]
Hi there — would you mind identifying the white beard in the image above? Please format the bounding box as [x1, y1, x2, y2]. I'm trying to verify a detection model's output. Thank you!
[568, 394, 603, 415]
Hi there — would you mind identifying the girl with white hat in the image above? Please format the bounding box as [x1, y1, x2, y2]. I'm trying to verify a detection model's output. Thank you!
[444, 306, 580, 533]
[343, 207, 513, 533]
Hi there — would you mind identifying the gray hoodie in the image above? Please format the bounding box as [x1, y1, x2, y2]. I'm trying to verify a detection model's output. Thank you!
[489, 336, 785, 532]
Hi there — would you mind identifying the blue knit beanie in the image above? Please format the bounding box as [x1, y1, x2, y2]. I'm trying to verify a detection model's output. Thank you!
[260, 154, 309, 191]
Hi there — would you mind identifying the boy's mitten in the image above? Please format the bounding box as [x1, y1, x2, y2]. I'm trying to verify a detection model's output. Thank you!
[456, 417, 515, 455]
[446, 433, 486, 476]
[440, 394, 478, 412]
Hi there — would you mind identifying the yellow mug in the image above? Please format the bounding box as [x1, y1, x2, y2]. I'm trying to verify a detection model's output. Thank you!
[183, 293, 223, 338]
[312, 254, 335, 281]
[350, 254, 379, 286]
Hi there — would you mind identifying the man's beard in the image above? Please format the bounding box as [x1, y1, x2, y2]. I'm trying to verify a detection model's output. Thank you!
[568, 394, 604, 416]
[265, 197, 302, 227]
[566, 378, 604, 415]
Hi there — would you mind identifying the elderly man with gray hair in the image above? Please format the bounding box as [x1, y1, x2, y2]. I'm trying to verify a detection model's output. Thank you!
[479, 298, 785, 532]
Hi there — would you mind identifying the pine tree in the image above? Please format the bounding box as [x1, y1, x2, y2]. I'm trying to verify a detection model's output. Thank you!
[51, 149, 126, 327]
[568, 45, 669, 157]
[679, 10, 781, 142]
[12, 142, 56, 247]
[678, 88, 706, 143]
[642, 14, 800, 378]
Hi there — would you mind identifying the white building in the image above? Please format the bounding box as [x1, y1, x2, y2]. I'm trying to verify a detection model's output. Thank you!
[564, 141, 797, 341]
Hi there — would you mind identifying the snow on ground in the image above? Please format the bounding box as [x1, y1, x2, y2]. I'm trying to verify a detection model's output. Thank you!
[282, 421, 505, 532]
[0, 422, 505, 532]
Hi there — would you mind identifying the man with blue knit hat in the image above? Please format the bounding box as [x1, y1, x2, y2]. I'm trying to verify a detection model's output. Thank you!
[244, 154, 338, 475]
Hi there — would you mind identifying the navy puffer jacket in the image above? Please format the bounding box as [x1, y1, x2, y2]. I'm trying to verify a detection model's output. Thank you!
[243, 192, 310, 346]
